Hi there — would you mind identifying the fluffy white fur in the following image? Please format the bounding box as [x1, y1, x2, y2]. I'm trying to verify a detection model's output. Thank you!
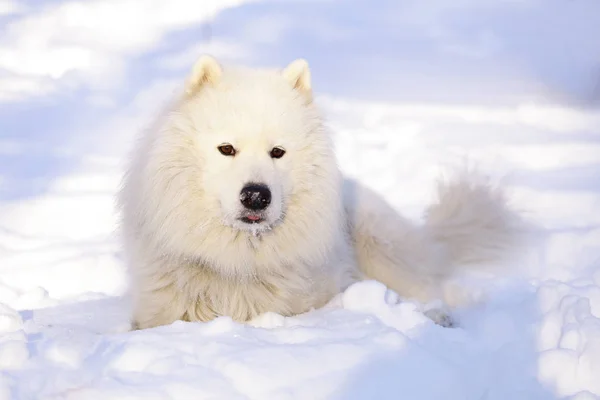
[117, 55, 525, 330]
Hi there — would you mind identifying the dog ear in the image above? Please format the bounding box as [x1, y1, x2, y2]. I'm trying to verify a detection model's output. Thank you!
[282, 59, 312, 98]
[185, 55, 222, 95]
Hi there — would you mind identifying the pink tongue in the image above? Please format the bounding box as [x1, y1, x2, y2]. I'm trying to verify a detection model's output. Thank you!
[247, 215, 261, 221]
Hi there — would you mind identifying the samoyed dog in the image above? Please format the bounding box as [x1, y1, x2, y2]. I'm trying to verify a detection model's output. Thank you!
[118, 55, 524, 330]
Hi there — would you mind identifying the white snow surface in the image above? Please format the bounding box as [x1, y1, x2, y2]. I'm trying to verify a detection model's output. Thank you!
[1, 0, 600, 399]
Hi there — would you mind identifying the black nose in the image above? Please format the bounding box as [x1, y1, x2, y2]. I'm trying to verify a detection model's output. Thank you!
[240, 184, 271, 210]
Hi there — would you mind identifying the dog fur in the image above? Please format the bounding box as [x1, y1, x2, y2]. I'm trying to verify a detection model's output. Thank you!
[117, 55, 524, 330]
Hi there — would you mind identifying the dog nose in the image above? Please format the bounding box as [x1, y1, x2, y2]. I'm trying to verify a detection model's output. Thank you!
[240, 184, 271, 210]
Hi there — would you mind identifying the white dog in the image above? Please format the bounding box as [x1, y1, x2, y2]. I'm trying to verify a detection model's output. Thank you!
[117, 55, 524, 330]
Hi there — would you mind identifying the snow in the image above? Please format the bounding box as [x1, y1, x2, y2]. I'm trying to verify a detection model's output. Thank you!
[1, 0, 600, 399]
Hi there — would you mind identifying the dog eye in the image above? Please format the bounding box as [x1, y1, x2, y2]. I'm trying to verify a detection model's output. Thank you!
[270, 147, 286, 159]
[218, 144, 236, 156]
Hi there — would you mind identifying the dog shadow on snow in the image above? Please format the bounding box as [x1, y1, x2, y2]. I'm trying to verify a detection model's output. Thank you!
[331, 292, 558, 400]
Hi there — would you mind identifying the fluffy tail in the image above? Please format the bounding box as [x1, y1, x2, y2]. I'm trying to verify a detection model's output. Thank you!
[347, 171, 531, 310]
[424, 170, 528, 269]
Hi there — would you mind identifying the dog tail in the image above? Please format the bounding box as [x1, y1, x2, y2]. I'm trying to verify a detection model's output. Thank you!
[424, 170, 528, 270]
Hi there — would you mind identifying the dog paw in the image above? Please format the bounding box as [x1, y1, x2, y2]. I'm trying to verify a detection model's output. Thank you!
[130, 320, 141, 331]
[423, 308, 456, 328]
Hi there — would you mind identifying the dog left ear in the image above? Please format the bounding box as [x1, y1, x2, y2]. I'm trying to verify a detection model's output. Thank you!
[185, 55, 222, 96]
[282, 59, 312, 99]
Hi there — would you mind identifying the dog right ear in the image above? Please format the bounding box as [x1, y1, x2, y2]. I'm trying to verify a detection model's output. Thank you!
[185, 55, 222, 95]
[282, 59, 311, 95]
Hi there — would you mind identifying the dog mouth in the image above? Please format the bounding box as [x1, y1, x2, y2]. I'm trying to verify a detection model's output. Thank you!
[239, 212, 265, 224]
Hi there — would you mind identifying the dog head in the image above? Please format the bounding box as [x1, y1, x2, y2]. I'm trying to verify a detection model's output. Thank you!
[174, 55, 327, 235]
